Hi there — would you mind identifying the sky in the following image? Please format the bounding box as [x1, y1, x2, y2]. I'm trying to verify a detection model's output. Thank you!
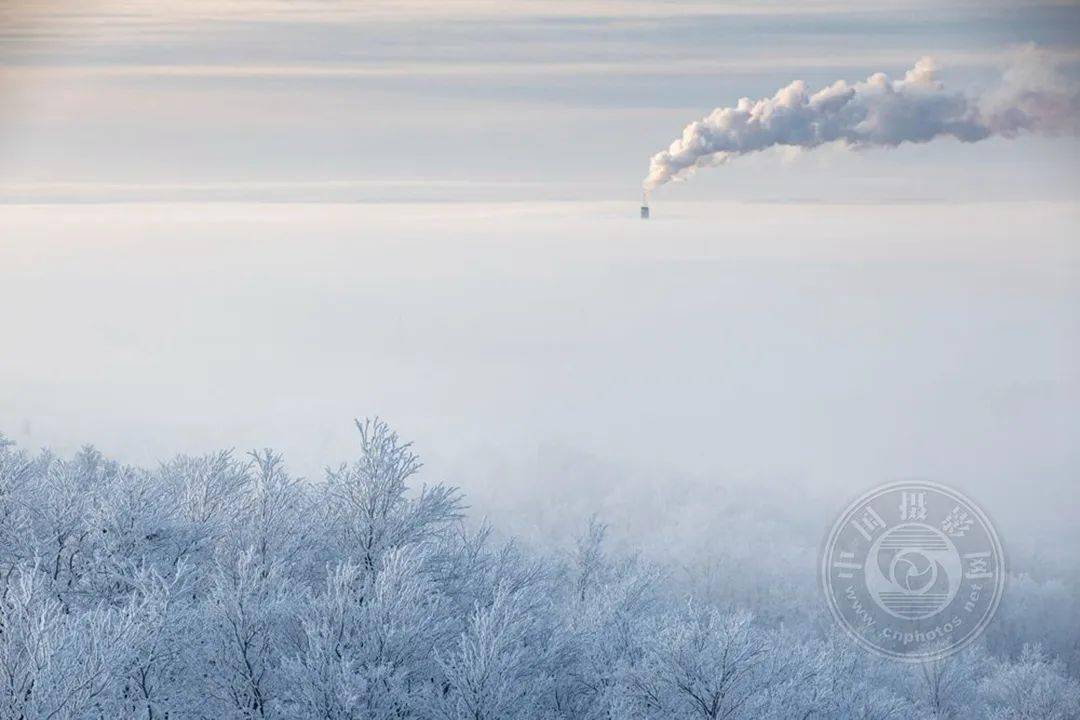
[3, 0, 1080, 201]
[1, 1, 1079, 559]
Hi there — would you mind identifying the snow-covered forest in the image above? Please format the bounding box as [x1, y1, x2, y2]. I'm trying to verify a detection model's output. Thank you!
[1, 419, 1077, 720]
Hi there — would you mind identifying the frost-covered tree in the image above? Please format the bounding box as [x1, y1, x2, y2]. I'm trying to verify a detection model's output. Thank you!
[30, 447, 116, 608]
[0, 436, 35, 582]
[625, 606, 772, 720]
[986, 573, 1080, 674]
[115, 563, 201, 720]
[431, 588, 553, 720]
[236, 449, 312, 576]
[812, 639, 913, 720]
[0, 566, 138, 719]
[979, 644, 1080, 720]
[204, 549, 296, 719]
[285, 547, 453, 720]
[557, 518, 659, 719]
[0, 420, 1075, 720]
[573, 515, 607, 603]
[162, 450, 251, 584]
[903, 644, 988, 720]
[322, 419, 463, 573]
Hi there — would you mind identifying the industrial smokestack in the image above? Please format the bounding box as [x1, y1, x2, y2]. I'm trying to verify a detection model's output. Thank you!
[640, 192, 650, 219]
[643, 46, 1079, 193]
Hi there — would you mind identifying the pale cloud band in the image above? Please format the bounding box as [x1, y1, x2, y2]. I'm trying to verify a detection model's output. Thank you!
[7, 49, 1080, 80]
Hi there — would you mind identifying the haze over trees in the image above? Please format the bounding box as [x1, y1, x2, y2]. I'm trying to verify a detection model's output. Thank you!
[0, 420, 1076, 720]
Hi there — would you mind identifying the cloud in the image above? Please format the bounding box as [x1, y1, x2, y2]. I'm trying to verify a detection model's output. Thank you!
[644, 46, 1080, 191]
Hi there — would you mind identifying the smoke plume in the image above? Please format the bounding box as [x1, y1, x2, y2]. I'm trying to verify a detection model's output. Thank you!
[644, 46, 1079, 191]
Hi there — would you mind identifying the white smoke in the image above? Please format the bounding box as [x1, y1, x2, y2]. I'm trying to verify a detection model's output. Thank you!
[644, 46, 1080, 191]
